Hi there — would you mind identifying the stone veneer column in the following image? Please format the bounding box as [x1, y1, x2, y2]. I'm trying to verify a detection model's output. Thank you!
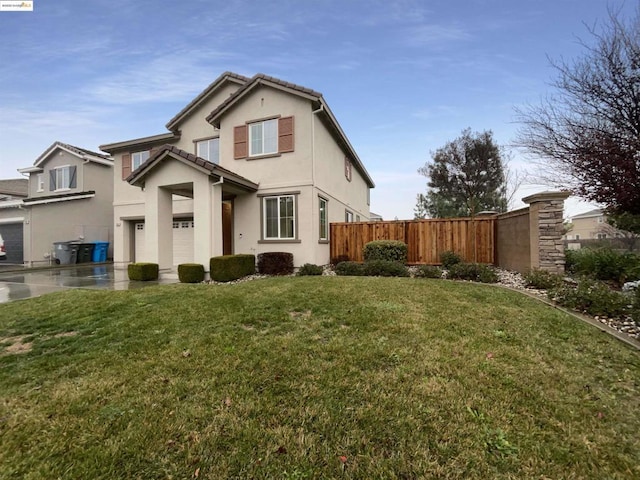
[522, 191, 571, 274]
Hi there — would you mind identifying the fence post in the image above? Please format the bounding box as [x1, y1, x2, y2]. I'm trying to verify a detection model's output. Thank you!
[522, 191, 571, 274]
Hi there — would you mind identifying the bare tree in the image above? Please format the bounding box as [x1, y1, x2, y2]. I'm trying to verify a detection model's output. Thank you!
[515, 7, 640, 220]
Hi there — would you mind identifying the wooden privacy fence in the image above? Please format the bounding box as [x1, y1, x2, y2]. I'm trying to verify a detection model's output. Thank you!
[330, 218, 496, 264]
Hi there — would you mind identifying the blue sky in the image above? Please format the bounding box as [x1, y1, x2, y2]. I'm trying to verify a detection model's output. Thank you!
[0, 0, 635, 219]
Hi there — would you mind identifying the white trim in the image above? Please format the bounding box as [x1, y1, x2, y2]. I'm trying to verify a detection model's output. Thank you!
[0, 216, 24, 224]
[23, 193, 95, 206]
[0, 199, 24, 209]
[17, 166, 43, 174]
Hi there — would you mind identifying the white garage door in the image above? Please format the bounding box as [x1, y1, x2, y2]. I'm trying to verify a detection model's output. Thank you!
[134, 220, 194, 266]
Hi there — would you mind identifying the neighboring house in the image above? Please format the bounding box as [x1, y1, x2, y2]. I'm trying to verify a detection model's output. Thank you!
[369, 212, 383, 222]
[16, 142, 114, 266]
[0, 179, 28, 263]
[565, 208, 625, 240]
[100, 72, 375, 270]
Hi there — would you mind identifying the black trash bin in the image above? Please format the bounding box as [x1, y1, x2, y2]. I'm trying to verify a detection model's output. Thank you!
[53, 241, 79, 265]
[75, 243, 95, 263]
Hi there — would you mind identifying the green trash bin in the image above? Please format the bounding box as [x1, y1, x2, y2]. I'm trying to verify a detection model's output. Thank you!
[75, 243, 95, 263]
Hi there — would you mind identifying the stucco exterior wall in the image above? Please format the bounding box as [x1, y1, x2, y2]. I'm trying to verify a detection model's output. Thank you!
[495, 208, 530, 273]
[28, 149, 95, 198]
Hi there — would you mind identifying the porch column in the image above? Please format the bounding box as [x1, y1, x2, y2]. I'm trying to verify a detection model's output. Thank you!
[144, 185, 173, 269]
[211, 182, 224, 258]
[193, 177, 215, 267]
[522, 191, 570, 274]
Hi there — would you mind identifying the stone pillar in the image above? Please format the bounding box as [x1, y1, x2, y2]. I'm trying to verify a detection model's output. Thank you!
[522, 191, 570, 274]
[144, 185, 173, 270]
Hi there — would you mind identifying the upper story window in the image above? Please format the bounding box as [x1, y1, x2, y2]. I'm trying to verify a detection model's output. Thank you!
[250, 119, 278, 157]
[196, 138, 219, 164]
[345, 158, 352, 182]
[36, 173, 44, 192]
[132, 150, 150, 171]
[50, 165, 76, 191]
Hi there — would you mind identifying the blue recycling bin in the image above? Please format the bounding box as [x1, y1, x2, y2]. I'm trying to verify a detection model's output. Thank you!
[91, 241, 109, 262]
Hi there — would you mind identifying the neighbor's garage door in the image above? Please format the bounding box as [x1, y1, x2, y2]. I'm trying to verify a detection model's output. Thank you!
[134, 220, 194, 266]
[0, 222, 24, 264]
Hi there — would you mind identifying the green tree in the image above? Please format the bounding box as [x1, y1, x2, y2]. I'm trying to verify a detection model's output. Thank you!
[416, 128, 508, 218]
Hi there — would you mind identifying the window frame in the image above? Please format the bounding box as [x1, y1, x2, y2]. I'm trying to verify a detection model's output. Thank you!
[53, 165, 72, 191]
[249, 118, 278, 157]
[131, 150, 150, 171]
[319, 196, 328, 243]
[259, 192, 300, 243]
[195, 137, 220, 164]
[36, 173, 44, 192]
[345, 210, 354, 222]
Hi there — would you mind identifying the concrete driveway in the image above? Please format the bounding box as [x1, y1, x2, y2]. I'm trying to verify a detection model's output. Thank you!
[0, 264, 177, 304]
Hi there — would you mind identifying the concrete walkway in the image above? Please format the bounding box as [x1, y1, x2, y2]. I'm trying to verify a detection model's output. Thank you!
[0, 264, 177, 303]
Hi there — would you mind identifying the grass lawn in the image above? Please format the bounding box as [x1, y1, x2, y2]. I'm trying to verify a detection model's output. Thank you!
[1, 276, 639, 479]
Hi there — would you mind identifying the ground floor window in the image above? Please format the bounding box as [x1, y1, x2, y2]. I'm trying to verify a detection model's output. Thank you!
[319, 197, 328, 241]
[263, 194, 296, 240]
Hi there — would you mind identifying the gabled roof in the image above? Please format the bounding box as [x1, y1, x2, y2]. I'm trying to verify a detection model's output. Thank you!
[127, 144, 259, 192]
[572, 208, 603, 220]
[206, 73, 375, 188]
[19, 141, 113, 173]
[0, 178, 28, 197]
[165, 71, 249, 131]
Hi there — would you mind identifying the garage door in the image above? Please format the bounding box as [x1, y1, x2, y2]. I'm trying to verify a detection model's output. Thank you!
[0, 222, 24, 264]
[134, 220, 194, 266]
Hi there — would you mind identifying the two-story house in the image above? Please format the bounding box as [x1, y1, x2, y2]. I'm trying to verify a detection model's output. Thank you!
[0, 178, 28, 263]
[17, 142, 114, 266]
[566, 208, 624, 240]
[100, 72, 375, 270]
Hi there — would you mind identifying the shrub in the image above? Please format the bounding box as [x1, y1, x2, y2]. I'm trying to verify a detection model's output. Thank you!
[363, 240, 408, 263]
[633, 287, 640, 324]
[177, 263, 205, 283]
[565, 248, 640, 285]
[440, 250, 462, 269]
[257, 252, 294, 275]
[210, 254, 255, 282]
[363, 260, 410, 277]
[335, 261, 365, 276]
[297, 263, 323, 276]
[127, 262, 159, 281]
[548, 277, 629, 318]
[414, 265, 443, 279]
[447, 263, 498, 283]
[523, 269, 564, 290]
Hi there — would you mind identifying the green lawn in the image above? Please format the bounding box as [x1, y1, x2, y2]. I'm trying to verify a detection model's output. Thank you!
[0, 277, 639, 479]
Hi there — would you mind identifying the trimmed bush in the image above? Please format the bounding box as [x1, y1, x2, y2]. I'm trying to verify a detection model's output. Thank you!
[523, 269, 564, 290]
[415, 265, 443, 279]
[548, 277, 629, 318]
[178, 263, 205, 283]
[335, 261, 365, 276]
[363, 260, 410, 277]
[447, 263, 498, 283]
[297, 263, 323, 276]
[363, 240, 408, 263]
[127, 262, 159, 281]
[565, 248, 640, 285]
[257, 252, 294, 275]
[440, 250, 463, 269]
[210, 254, 255, 282]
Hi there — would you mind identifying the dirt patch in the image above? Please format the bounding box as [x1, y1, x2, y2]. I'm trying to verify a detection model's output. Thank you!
[1, 336, 33, 355]
[289, 310, 312, 320]
[53, 331, 78, 338]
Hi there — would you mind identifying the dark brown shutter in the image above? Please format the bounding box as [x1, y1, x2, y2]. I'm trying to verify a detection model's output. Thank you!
[122, 153, 131, 180]
[278, 116, 294, 153]
[234, 125, 247, 159]
[49, 170, 56, 191]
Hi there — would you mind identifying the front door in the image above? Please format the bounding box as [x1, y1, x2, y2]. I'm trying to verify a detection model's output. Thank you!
[222, 201, 233, 255]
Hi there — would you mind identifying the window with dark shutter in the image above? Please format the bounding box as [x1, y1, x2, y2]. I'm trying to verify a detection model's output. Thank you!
[69, 166, 77, 189]
[234, 125, 247, 159]
[49, 170, 56, 191]
[122, 153, 131, 180]
[278, 116, 294, 153]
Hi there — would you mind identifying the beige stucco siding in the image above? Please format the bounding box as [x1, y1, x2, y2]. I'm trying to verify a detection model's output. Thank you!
[28, 150, 87, 197]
